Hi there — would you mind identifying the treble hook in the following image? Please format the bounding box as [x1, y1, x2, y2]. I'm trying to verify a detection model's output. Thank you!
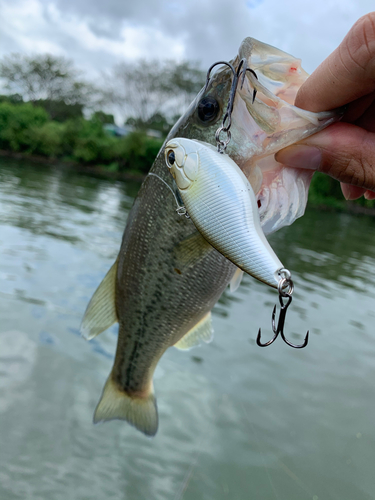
[237, 60, 258, 103]
[203, 58, 259, 153]
[256, 271, 309, 349]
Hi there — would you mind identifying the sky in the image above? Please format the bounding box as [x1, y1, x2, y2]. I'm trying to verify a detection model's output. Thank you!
[1, 0, 374, 82]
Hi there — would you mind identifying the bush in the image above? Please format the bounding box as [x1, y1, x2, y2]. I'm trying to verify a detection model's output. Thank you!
[34, 99, 83, 122]
[23, 121, 65, 157]
[112, 132, 163, 173]
[61, 117, 117, 163]
[0, 102, 48, 151]
[0, 101, 163, 172]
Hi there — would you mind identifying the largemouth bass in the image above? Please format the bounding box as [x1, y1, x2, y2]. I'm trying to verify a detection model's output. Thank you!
[81, 37, 340, 436]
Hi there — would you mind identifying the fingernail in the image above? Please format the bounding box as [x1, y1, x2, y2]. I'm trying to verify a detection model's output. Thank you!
[341, 183, 351, 200]
[341, 184, 366, 201]
[275, 145, 322, 170]
[364, 190, 375, 200]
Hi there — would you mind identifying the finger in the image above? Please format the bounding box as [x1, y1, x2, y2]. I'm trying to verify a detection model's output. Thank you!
[340, 183, 366, 200]
[294, 12, 375, 112]
[344, 91, 375, 123]
[364, 190, 375, 200]
[275, 122, 375, 190]
[354, 93, 375, 131]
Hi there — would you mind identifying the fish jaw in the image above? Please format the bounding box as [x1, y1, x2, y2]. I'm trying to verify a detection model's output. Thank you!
[165, 138, 284, 288]
[224, 37, 343, 235]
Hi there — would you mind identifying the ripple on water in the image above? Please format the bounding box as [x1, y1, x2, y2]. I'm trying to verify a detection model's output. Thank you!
[2, 158, 375, 500]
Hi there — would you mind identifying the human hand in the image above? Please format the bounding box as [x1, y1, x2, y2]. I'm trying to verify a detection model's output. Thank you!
[275, 12, 375, 200]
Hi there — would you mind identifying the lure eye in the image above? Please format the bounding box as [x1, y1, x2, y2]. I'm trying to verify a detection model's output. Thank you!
[197, 96, 220, 123]
[167, 150, 175, 167]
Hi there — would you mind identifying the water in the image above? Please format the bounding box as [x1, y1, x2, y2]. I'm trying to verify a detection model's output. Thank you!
[1, 157, 375, 500]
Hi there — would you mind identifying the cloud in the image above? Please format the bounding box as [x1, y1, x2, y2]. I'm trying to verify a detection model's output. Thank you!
[1, 0, 374, 81]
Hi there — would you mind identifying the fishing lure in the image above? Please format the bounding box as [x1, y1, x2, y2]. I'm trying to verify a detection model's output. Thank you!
[165, 59, 309, 348]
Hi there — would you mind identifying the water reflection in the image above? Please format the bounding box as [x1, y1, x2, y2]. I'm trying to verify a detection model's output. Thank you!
[1, 157, 375, 500]
[269, 210, 375, 293]
[0, 159, 140, 259]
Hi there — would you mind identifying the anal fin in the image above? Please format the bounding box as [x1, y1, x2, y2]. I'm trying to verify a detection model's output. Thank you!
[174, 312, 213, 350]
[80, 259, 118, 340]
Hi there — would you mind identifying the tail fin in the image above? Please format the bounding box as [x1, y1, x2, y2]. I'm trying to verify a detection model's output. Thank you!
[93, 375, 158, 436]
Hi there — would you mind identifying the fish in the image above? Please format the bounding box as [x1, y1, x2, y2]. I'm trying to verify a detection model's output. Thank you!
[165, 138, 284, 288]
[81, 37, 341, 436]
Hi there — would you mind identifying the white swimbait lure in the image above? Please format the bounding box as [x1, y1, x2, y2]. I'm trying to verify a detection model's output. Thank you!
[165, 137, 284, 288]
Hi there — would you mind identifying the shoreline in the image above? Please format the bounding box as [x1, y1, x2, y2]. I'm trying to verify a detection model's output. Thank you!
[0, 149, 146, 182]
[1, 149, 374, 216]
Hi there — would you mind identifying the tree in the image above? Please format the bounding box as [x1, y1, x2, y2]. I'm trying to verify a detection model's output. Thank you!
[92, 111, 115, 124]
[33, 99, 83, 122]
[0, 54, 94, 107]
[168, 61, 207, 107]
[0, 93, 23, 104]
[104, 59, 205, 125]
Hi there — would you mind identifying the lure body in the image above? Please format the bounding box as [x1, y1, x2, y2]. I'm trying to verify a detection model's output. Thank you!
[166, 138, 283, 288]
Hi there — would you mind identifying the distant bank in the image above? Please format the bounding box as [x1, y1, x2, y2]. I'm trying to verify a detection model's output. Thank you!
[1, 148, 374, 216]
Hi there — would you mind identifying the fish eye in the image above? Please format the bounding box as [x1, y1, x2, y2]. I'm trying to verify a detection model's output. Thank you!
[167, 150, 175, 167]
[197, 96, 220, 123]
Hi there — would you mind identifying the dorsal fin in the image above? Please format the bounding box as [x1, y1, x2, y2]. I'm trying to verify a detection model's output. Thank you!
[174, 312, 213, 350]
[80, 259, 118, 340]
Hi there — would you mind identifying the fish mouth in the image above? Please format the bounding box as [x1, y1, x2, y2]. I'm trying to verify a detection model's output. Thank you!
[225, 37, 341, 235]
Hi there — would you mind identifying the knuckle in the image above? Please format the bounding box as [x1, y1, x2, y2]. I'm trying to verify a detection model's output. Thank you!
[358, 138, 375, 187]
[331, 134, 375, 189]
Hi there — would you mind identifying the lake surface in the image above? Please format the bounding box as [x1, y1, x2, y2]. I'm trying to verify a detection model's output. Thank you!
[1, 157, 375, 500]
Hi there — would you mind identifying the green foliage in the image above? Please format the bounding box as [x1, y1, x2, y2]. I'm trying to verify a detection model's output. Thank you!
[308, 172, 345, 207]
[0, 93, 23, 104]
[112, 132, 163, 173]
[93, 111, 115, 124]
[350, 196, 375, 208]
[0, 101, 48, 151]
[23, 121, 64, 157]
[0, 101, 162, 172]
[34, 99, 83, 122]
[308, 172, 375, 210]
[60, 117, 116, 163]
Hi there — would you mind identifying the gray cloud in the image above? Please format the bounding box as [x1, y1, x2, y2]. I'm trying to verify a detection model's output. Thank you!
[1, 0, 374, 83]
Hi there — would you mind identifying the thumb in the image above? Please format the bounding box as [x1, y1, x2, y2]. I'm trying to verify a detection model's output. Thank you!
[275, 122, 375, 195]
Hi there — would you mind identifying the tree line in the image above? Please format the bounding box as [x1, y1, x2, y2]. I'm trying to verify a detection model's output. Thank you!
[0, 53, 206, 173]
[0, 53, 205, 132]
[0, 52, 373, 209]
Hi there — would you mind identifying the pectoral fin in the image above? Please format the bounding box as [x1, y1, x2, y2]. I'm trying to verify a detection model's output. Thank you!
[80, 259, 118, 340]
[173, 232, 213, 273]
[174, 312, 213, 350]
[230, 267, 244, 293]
